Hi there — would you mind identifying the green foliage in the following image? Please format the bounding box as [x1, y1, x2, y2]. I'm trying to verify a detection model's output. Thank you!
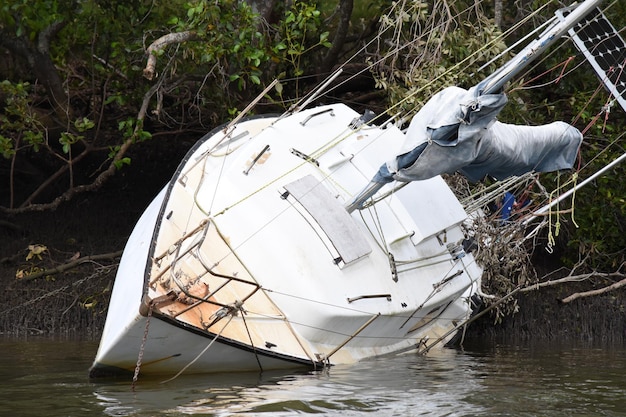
[0, 0, 346, 208]
[0, 0, 68, 39]
[373, 1, 507, 115]
[59, 117, 95, 154]
[180, 0, 269, 89]
[0, 80, 44, 157]
[276, 1, 331, 77]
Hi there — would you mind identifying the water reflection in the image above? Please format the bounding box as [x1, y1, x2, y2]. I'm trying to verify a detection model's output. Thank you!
[92, 349, 487, 416]
[2, 338, 626, 416]
[461, 344, 626, 416]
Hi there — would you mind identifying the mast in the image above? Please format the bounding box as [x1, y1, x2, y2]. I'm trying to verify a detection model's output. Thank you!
[479, 0, 604, 95]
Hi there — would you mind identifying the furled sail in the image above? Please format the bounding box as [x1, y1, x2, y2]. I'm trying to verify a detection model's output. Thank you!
[377, 86, 583, 184]
[346, 86, 582, 212]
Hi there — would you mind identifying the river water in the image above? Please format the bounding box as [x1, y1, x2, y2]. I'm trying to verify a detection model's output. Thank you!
[2, 337, 625, 416]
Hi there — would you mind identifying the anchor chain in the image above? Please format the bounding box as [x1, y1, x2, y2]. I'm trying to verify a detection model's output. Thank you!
[131, 303, 153, 391]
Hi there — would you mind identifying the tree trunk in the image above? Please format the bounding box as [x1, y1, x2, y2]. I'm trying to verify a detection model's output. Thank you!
[0, 20, 71, 125]
[245, 0, 281, 25]
[319, 0, 354, 76]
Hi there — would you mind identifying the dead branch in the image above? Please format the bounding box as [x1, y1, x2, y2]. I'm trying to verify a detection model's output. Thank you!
[18, 250, 123, 282]
[143, 31, 198, 80]
[519, 272, 625, 293]
[560, 275, 626, 303]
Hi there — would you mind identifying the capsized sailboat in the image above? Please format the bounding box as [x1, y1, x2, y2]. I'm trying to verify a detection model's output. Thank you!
[90, 0, 609, 378]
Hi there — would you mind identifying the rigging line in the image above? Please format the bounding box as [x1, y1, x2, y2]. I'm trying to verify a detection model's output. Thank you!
[395, 258, 463, 275]
[399, 258, 473, 329]
[246, 252, 480, 326]
[274, 8, 401, 117]
[209, 111, 366, 220]
[316, 0, 544, 125]
[506, 1, 623, 98]
[573, 131, 626, 175]
[211, 155, 317, 219]
[597, 60, 626, 120]
[419, 284, 525, 355]
[263, 288, 375, 315]
[306, 0, 439, 101]
[461, 174, 537, 213]
[283, 69, 344, 116]
[160, 314, 234, 384]
[472, 15, 560, 77]
[241, 307, 464, 342]
[523, 138, 626, 243]
[517, 58, 592, 91]
[343, 0, 554, 133]
[365, 203, 389, 253]
[526, 137, 626, 221]
[240, 309, 263, 372]
[365, 201, 401, 282]
[509, 56, 575, 93]
[206, 124, 401, 262]
[191, 81, 280, 218]
[577, 82, 615, 135]
[393, 248, 450, 264]
[490, 0, 619, 96]
[209, 2, 554, 197]
[535, 21, 626, 92]
[202, 152, 368, 271]
[358, 181, 410, 210]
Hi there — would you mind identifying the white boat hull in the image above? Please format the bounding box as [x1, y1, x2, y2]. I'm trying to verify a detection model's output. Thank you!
[89, 0, 615, 378]
[90, 105, 482, 377]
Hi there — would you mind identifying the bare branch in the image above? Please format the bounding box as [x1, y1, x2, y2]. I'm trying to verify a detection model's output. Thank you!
[17, 250, 123, 282]
[143, 31, 198, 80]
[520, 272, 626, 293]
[560, 275, 626, 303]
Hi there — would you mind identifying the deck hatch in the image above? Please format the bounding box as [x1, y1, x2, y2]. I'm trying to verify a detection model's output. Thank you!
[284, 175, 371, 264]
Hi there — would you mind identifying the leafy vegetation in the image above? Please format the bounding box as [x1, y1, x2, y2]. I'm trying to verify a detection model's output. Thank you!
[0, 0, 354, 211]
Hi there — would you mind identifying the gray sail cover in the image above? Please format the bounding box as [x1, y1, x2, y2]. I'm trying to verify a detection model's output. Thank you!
[386, 86, 583, 182]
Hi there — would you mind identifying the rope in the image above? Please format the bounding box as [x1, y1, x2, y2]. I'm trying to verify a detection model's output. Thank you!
[509, 56, 575, 92]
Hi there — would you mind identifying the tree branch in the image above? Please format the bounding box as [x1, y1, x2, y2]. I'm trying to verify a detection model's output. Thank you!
[18, 250, 123, 282]
[143, 31, 198, 80]
[520, 271, 625, 293]
[37, 20, 67, 54]
[560, 275, 626, 303]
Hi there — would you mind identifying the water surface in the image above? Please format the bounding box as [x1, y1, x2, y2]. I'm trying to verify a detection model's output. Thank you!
[2, 338, 625, 416]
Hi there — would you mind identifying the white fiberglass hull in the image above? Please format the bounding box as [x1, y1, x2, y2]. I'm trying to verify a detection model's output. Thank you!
[90, 105, 482, 378]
